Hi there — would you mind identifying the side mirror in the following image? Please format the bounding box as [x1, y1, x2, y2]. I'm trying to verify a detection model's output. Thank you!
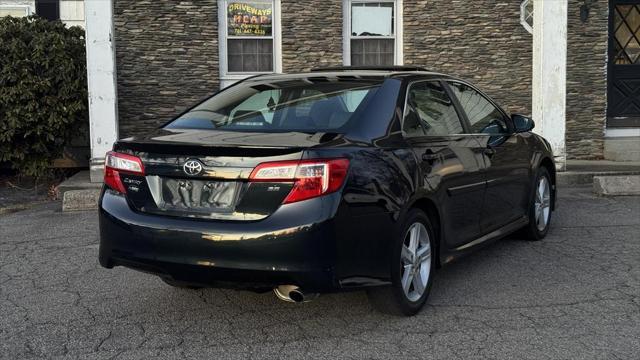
[512, 114, 535, 133]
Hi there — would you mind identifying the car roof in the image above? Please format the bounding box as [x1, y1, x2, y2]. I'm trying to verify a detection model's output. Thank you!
[246, 70, 460, 83]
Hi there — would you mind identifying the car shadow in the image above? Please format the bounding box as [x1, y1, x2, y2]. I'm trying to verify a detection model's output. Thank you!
[121, 234, 542, 327]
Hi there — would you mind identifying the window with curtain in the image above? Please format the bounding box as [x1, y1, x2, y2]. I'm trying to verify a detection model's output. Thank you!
[226, 0, 274, 73]
[349, 1, 395, 66]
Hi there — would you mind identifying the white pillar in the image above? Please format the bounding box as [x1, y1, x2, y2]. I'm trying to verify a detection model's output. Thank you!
[85, 0, 119, 182]
[532, 0, 567, 171]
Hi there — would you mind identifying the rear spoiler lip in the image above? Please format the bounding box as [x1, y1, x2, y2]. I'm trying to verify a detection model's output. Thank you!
[113, 140, 306, 157]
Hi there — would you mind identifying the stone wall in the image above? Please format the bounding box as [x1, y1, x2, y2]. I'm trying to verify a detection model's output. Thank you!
[281, 0, 343, 71]
[566, 0, 608, 159]
[114, 0, 219, 138]
[403, 1, 533, 116]
[112, 0, 610, 159]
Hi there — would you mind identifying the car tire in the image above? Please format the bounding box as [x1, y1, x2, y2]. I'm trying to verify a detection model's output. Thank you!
[523, 167, 553, 241]
[160, 277, 202, 289]
[367, 209, 436, 316]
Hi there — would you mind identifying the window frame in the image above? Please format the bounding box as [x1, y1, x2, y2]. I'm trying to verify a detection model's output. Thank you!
[444, 80, 514, 135]
[0, 5, 32, 17]
[342, 0, 403, 66]
[218, 0, 282, 88]
[401, 79, 467, 138]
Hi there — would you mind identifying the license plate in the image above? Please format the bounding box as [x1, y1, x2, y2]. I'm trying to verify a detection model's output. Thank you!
[147, 176, 239, 213]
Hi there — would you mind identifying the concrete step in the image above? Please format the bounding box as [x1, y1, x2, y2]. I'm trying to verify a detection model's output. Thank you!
[559, 160, 640, 186]
[59, 171, 101, 212]
[62, 189, 101, 212]
[557, 170, 640, 186]
[593, 175, 640, 196]
[605, 136, 640, 162]
[58, 171, 102, 192]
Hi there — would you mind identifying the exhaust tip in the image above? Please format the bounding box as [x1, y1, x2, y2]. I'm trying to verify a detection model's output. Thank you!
[288, 290, 304, 303]
[273, 285, 319, 303]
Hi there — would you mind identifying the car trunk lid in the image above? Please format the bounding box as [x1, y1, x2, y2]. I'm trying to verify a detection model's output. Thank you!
[111, 129, 343, 221]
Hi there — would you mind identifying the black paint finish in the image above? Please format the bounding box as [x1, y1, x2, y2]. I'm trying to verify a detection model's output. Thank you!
[99, 70, 556, 292]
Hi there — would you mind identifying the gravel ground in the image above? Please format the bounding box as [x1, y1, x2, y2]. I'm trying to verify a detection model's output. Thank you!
[0, 173, 67, 211]
[0, 182, 50, 210]
[1, 185, 639, 359]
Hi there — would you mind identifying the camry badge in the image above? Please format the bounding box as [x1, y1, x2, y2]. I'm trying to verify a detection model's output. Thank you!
[183, 159, 203, 176]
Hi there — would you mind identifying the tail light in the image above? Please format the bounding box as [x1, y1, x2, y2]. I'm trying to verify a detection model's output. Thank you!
[249, 158, 349, 204]
[104, 151, 145, 193]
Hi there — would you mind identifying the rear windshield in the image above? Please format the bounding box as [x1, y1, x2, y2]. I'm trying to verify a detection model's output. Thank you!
[164, 78, 383, 133]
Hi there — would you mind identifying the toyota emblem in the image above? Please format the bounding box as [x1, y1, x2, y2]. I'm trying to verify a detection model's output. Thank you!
[183, 159, 203, 176]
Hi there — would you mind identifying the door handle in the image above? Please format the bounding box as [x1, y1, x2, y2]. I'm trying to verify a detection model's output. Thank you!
[483, 147, 496, 157]
[422, 151, 439, 163]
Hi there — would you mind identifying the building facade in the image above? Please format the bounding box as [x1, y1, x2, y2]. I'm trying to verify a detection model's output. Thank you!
[5, 0, 640, 172]
[5, 0, 639, 174]
[108, 0, 639, 163]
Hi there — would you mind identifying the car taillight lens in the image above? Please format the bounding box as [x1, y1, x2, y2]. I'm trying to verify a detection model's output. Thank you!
[249, 158, 349, 204]
[104, 151, 145, 193]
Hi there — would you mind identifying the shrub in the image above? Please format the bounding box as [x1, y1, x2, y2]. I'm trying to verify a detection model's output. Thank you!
[0, 16, 87, 177]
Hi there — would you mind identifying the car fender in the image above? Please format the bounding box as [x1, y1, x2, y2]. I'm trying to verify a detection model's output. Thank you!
[527, 134, 557, 210]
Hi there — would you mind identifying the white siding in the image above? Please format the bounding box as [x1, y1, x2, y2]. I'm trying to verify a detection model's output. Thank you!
[84, 0, 118, 182]
[532, 0, 568, 170]
[60, 0, 84, 28]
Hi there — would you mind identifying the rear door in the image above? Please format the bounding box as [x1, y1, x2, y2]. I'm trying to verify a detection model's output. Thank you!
[403, 80, 488, 248]
[446, 81, 531, 232]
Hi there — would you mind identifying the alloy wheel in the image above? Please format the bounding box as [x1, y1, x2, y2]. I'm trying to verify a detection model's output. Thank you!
[534, 176, 551, 231]
[400, 222, 431, 302]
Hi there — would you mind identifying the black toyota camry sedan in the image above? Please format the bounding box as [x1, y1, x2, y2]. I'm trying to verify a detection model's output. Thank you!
[99, 66, 556, 315]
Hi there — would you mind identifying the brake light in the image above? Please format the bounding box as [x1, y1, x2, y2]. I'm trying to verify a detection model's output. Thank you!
[249, 158, 349, 204]
[104, 151, 145, 193]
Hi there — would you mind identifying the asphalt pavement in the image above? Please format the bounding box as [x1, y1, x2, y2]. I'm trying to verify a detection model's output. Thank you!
[1, 185, 639, 359]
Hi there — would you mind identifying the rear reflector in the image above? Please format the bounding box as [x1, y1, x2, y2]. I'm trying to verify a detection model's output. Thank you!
[249, 158, 349, 203]
[104, 151, 145, 193]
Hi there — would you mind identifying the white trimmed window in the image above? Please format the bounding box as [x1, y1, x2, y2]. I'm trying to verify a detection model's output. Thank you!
[343, 0, 403, 66]
[218, 0, 281, 88]
[0, 5, 32, 17]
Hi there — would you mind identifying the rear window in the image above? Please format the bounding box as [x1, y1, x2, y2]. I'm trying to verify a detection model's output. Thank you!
[164, 78, 383, 132]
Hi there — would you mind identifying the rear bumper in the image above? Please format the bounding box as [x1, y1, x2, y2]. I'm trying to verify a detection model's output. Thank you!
[99, 189, 342, 292]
